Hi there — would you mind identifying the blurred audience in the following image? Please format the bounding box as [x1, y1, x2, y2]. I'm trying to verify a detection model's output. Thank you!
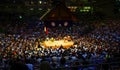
[0, 19, 120, 70]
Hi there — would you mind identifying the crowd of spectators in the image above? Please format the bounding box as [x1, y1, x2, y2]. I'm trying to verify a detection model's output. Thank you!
[0, 19, 120, 70]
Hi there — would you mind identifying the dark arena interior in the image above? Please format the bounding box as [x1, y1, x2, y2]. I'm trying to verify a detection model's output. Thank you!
[0, 0, 120, 70]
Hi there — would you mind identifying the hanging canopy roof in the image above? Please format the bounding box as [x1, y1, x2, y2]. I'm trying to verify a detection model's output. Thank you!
[40, 1, 77, 22]
[40, 1, 77, 27]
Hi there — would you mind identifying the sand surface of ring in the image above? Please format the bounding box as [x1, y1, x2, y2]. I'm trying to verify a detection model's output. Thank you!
[43, 40, 74, 49]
